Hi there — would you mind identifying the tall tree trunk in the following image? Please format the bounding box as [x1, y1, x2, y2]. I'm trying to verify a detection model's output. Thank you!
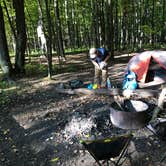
[161, 0, 165, 43]
[13, 0, 27, 74]
[54, 0, 65, 61]
[121, 5, 127, 50]
[44, 0, 52, 78]
[91, 0, 99, 47]
[99, 0, 105, 46]
[131, 1, 136, 50]
[37, 0, 47, 54]
[3, 0, 16, 40]
[142, 0, 149, 44]
[25, 5, 38, 53]
[151, 0, 155, 45]
[114, 0, 119, 50]
[106, 0, 114, 59]
[64, 0, 71, 48]
[0, 3, 13, 79]
[95, 0, 100, 47]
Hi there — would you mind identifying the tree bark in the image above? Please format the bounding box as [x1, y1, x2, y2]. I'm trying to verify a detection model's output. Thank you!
[3, 0, 16, 40]
[0, 3, 13, 79]
[54, 0, 65, 61]
[108, 0, 114, 59]
[13, 0, 27, 74]
[161, 0, 165, 43]
[44, 0, 52, 78]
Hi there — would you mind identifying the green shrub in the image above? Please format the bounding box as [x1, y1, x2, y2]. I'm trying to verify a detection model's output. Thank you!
[0, 81, 9, 89]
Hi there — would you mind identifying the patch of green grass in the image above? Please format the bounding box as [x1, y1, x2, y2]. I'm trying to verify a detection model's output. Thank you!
[140, 43, 166, 50]
[25, 63, 47, 77]
[0, 79, 18, 106]
[51, 64, 80, 74]
[65, 47, 88, 55]
[0, 81, 10, 89]
[0, 91, 10, 105]
[65, 64, 78, 72]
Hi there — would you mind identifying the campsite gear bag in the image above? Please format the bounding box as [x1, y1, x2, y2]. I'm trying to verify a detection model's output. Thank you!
[69, 79, 84, 89]
[122, 70, 138, 90]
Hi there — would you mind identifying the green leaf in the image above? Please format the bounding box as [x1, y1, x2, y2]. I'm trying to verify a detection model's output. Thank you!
[50, 157, 59, 163]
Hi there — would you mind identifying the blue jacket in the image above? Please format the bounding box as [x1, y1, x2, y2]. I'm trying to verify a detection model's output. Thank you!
[92, 48, 109, 64]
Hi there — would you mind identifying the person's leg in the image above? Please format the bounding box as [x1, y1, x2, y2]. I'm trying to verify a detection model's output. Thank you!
[94, 66, 101, 85]
[101, 67, 108, 88]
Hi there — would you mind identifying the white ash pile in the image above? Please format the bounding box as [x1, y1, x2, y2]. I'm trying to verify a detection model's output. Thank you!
[62, 110, 113, 142]
[62, 113, 96, 141]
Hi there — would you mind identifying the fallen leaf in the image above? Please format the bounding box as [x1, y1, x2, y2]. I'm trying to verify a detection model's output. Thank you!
[50, 157, 59, 162]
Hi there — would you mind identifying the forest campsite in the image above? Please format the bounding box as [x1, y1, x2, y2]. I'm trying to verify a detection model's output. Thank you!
[0, 0, 166, 166]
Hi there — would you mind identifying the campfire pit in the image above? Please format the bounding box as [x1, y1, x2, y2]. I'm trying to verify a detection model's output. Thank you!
[110, 100, 150, 129]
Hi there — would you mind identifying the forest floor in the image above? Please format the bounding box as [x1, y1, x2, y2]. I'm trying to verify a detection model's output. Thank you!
[0, 52, 166, 166]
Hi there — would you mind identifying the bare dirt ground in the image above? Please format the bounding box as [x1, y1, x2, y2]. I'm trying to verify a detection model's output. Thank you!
[0, 52, 166, 166]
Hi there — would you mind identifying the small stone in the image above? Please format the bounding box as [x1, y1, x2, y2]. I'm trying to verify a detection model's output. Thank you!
[147, 142, 152, 146]
[146, 157, 149, 160]
[73, 150, 77, 154]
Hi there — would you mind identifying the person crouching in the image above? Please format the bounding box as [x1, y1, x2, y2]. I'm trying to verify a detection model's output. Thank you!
[89, 47, 110, 88]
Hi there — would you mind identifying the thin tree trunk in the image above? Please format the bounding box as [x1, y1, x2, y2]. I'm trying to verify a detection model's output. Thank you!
[64, 0, 71, 48]
[122, 5, 127, 50]
[99, 0, 106, 46]
[3, 0, 16, 40]
[151, 0, 155, 45]
[45, 0, 52, 78]
[91, 0, 99, 47]
[108, 0, 114, 59]
[0, 3, 13, 79]
[37, 0, 47, 54]
[54, 0, 65, 61]
[95, 0, 100, 47]
[25, 5, 38, 53]
[114, 0, 119, 50]
[161, 0, 165, 43]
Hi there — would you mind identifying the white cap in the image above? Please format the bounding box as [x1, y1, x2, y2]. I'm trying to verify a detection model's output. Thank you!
[89, 48, 97, 59]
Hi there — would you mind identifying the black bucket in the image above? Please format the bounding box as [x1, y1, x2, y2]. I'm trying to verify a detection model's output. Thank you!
[110, 100, 150, 129]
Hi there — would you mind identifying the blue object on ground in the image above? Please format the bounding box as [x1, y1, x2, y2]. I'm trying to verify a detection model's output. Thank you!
[87, 84, 93, 90]
[122, 70, 138, 90]
[107, 78, 112, 88]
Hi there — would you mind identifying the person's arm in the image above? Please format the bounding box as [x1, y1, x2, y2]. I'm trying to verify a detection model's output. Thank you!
[103, 53, 110, 63]
[91, 60, 100, 69]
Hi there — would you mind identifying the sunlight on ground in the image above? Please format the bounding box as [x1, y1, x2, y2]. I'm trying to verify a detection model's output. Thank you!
[12, 96, 90, 129]
[6, 52, 130, 130]
[0, 86, 18, 92]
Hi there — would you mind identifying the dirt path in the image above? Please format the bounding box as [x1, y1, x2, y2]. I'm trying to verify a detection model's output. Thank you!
[0, 53, 166, 166]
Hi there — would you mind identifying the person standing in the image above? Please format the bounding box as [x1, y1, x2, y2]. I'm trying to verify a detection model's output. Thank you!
[89, 47, 110, 88]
